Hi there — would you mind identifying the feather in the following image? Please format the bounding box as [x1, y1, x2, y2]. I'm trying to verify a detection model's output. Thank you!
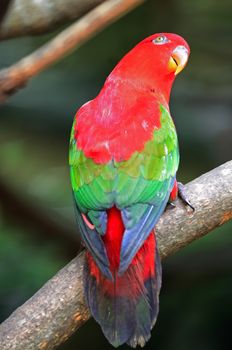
[119, 178, 174, 275]
[74, 203, 112, 280]
[84, 215, 161, 347]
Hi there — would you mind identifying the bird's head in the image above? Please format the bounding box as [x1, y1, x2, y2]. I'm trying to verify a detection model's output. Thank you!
[143, 33, 190, 76]
[110, 33, 190, 102]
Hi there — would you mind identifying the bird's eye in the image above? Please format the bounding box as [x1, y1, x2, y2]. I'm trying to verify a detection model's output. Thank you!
[152, 35, 169, 45]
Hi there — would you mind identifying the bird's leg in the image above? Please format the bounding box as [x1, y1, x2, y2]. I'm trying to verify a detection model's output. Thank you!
[177, 181, 195, 211]
[166, 180, 194, 211]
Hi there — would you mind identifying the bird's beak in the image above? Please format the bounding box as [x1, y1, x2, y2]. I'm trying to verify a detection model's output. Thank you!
[168, 45, 189, 75]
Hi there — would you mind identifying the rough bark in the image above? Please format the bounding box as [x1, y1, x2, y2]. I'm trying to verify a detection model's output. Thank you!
[0, 161, 231, 350]
[0, 0, 145, 103]
[0, 0, 105, 40]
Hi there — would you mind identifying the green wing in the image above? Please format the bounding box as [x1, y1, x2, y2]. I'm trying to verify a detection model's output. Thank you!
[69, 104, 179, 212]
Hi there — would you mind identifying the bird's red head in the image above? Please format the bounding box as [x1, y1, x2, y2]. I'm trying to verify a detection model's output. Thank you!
[109, 33, 190, 102]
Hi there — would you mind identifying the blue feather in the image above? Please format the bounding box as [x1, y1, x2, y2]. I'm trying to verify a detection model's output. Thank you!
[74, 203, 112, 280]
[84, 234, 161, 348]
[119, 177, 174, 275]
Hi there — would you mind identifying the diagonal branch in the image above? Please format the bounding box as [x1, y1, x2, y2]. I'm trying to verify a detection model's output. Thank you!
[0, 0, 145, 103]
[0, 0, 106, 40]
[0, 161, 232, 350]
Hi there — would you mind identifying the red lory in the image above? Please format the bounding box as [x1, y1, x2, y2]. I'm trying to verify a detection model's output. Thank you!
[69, 33, 190, 347]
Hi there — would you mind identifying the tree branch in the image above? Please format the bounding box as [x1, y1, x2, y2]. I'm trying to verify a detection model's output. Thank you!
[0, 0, 145, 103]
[0, 161, 232, 350]
[0, 0, 105, 40]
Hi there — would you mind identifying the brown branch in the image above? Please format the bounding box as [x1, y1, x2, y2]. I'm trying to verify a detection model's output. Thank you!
[0, 0, 145, 103]
[0, 0, 105, 40]
[0, 161, 232, 350]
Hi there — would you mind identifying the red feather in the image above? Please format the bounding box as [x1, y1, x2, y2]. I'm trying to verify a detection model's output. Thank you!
[75, 33, 189, 165]
[87, 206, 155, 297]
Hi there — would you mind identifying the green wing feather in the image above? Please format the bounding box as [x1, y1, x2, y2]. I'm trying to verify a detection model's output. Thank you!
[69, 104, 179, 214]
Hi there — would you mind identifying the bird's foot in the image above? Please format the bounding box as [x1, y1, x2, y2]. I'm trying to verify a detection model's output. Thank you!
[177, 182, 195, 211]
[165, 202, 176, 211]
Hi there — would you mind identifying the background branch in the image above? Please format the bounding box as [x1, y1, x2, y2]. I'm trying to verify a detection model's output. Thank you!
[0, 0, 105, 40]
[0, 0, 144, 103]
[0, 161, 231, 350]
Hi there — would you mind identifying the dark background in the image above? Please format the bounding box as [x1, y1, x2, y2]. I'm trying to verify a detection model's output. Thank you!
[0, 0, 232, 349]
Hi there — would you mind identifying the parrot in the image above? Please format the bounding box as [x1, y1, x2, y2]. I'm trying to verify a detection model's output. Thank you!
[69, 33, 190, 347]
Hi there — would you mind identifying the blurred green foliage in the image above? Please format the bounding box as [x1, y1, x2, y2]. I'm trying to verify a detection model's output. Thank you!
[0, 0, 231, 349]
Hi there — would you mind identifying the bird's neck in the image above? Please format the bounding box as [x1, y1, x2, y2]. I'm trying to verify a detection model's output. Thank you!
[100, 75, 171, 111]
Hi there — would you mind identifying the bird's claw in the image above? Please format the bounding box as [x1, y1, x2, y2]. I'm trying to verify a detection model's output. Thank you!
[177, 182, 195, 211]
[165, 202, 176, 211]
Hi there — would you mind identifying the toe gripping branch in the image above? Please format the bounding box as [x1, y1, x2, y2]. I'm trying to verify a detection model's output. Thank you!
[168, 180, 195, 211]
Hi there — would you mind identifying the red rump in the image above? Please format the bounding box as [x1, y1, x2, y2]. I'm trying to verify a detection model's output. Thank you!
[86, 206, 156, 297]
[102, 206, 124, 270]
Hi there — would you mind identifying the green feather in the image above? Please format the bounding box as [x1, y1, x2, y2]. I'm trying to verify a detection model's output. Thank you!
[69, 104, 179, 212]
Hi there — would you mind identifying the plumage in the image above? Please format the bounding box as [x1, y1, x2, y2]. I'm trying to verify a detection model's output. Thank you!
[69, 33, 190, 347]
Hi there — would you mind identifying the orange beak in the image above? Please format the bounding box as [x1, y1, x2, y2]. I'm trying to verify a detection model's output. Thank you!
[168, 45, 189, 75]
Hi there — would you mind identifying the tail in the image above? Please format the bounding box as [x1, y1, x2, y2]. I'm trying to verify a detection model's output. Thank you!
[83, 207, 162, 347]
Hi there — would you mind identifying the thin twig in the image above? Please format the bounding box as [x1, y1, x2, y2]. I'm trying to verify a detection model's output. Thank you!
[0, 161, 231, 350]
[0, 0, 145, 103]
